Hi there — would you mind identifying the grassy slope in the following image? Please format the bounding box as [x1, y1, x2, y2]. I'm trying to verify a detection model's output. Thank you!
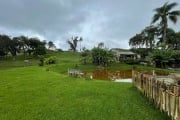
[0, 51, 179, 74]
[0, 67, 169, 120]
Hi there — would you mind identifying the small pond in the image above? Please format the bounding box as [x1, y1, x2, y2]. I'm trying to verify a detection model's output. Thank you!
[83, 69, 169, 81]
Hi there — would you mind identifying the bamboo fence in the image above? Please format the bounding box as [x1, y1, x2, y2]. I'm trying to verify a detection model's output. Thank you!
[132, 70, 180, 120]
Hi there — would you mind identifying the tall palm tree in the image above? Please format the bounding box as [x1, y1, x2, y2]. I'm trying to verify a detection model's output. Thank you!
[152, 2, 180, 43]
[67, 36, 78, 52]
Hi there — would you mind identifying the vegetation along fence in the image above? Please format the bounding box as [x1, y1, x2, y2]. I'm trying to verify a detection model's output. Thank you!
[132, 70, 180, 120]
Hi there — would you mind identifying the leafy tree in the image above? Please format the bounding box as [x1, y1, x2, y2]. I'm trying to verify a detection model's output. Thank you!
[166, 30, 180, 50]
[0, 34, 47, 58]
[9, 37, 22, 57]
[34, 45, 46, 56]
[45, 56, 57, 64]
[28, 37, 45, 55]
[47, 41, 56, 49]
[152, 2, 180, 44]
[91, 47, 113, 66]
[14, 36, 29, 56]
[147, 49, 175, 68]
[0, 34, 11, 56]
[98, 42, 104, 48]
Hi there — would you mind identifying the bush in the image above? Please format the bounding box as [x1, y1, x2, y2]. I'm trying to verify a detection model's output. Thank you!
[91, 47, 114, 66]
[45, 56, 57, 65]
[120, 58, 139, 65]
[38, 55, 45, 66]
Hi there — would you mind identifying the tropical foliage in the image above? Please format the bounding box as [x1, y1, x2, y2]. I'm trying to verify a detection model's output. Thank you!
[45, 56, 57, 65]
[67, 36, 83, 52]
[129, 2, 180, 68]
[91, 47, 114, 66]
[152, 2, 180, 43]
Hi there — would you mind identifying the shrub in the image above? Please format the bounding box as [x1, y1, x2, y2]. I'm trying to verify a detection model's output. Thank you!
[45, 56, 57, 65]
[38, 55, 45, 66]
[91, 47, 114, 66]
[120, 58, 139, 65]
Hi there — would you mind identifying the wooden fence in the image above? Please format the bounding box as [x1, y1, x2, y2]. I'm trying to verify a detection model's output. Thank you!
[132, 70, 180, 120]
[68, 69, 84, 77]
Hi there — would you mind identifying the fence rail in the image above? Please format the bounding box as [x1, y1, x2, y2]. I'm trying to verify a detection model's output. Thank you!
[132, 70, 180, 120]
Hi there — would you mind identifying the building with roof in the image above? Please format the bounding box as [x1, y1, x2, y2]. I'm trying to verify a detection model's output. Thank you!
[111, 49, 140, 62]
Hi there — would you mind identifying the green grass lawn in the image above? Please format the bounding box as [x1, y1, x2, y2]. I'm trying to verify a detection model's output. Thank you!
[0, 67, 169, 120]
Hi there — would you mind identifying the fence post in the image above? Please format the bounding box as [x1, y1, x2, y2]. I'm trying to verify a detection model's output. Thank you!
[132, 70, 180, 120]
[168, 86, 171, 116]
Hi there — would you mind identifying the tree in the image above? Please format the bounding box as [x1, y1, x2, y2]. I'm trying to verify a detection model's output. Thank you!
[0, 34, 10, 57]
[28, 37, 45, 55]
[141, 25, 159, 49]
[166, 30, 180, 50]
[152, 2, 180, 44]
[91, 47, 113, 66]
[98, 42, 104, 48]
[163, 28, 176, 49]
[34, 45, 46, 56]
[129, 33, 143, 48]
[147, 49, 175, 68]
[174, 32, 180, 50]
[15, 36, 29, 56]
[67, 36, 82, 52]
[9, 37, 21, 57]
[47, 41, 56, 50]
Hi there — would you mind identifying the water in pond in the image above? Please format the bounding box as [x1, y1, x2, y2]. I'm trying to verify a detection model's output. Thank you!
[84, 69, 132, 80]
[83, 69, 169, 81]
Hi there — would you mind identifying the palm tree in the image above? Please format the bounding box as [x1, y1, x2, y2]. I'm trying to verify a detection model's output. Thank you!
[129, 34, 143, 48]
[67, 36, 83, 52]
[152, 2, 180, 43]
[141, 25, 159, 49]
[67, 36, 82, 52]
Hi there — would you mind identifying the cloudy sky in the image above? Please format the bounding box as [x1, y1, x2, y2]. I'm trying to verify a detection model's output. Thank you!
[0, 0, 180, 50]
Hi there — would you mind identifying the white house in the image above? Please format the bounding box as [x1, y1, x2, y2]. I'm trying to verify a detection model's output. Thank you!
[111, 49, 140, 62]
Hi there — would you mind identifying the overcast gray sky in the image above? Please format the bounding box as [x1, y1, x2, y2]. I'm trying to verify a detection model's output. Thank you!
[0, 0, 180, 50]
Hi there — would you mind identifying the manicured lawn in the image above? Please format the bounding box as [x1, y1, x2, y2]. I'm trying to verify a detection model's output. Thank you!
[0, 67, 169, 120]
